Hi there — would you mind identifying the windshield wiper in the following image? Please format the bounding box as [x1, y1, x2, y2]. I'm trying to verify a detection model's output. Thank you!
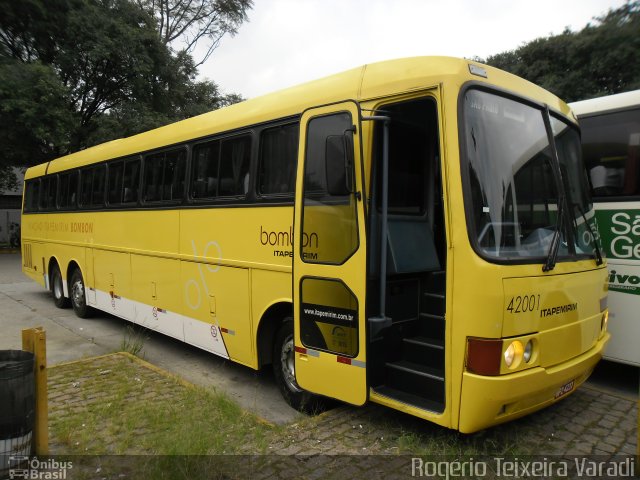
[542, 105, 568, 273]
[543, 199, 564, 272]
[573, 203, 604, 266]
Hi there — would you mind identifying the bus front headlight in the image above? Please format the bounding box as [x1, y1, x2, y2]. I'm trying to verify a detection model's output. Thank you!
[504, 340, 524, 369]
[523, 340, 533, 363]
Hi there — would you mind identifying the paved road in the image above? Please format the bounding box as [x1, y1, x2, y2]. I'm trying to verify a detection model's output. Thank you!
[0, 252, 301, 425]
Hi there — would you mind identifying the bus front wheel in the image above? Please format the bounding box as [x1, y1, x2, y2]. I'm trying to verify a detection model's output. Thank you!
[273, 318, 324, 414]
[70, 269, 93, 319]
[50, 264, 70, 309]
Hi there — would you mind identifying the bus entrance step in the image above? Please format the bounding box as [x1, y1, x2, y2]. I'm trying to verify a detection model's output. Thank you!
[402, 336, 444, 369]
[386, 359, 444, 382]
[374, 385, 444, 413]
[418, 313, 445, 338]
[384, 359, 445, 405]
[404, 335, 444, 350]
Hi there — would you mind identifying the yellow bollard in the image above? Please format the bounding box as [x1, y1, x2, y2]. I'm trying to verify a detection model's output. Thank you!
[21, 327, 48, 456]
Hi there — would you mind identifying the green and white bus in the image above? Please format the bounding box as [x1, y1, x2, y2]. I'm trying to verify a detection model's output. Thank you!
[571, 89, 640, 366]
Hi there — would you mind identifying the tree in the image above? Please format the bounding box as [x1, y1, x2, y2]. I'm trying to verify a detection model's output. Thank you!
[0, 0, 246, 176]
[84, 50, 242, 146]
[483, 1, 640, 102]
[0, 60, 76, 168]
[136, 0, 253, 66]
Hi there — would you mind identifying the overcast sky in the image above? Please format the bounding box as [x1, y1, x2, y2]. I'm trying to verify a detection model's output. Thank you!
[198, 0, 627, 99]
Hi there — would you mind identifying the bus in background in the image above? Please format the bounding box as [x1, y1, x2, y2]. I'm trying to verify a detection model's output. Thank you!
[570, 90, 640, 367]
[22, 57, 609, 433]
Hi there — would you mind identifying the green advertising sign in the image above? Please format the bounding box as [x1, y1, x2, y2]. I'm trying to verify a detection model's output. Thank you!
[595, 208, 640, 296]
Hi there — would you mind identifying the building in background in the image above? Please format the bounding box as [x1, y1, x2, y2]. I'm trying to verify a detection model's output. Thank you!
[0, 168, 24, 247]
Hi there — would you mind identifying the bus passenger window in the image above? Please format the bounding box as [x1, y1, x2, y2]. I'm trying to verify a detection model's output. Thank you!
[91, 165, 106, 207]
[259, 124, 298, 196]
[24, 180, 40, 212]
[164, 150, 186, 200]
[580, 108, 640, 197]
[58, 171, 78, 210]
[220, 135, 251, 197]
[191, 140, 221, 199]
[80, 169, 92, 206]
[39, 176, 57, 211]
[108, 162, 124, 205]
[144, 154, 163, 202]
[144, 149, 186, 203]
[123, 159, 140, 204]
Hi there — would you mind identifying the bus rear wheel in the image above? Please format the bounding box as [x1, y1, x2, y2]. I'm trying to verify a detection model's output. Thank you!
[50, 264, 70, 309]
[272, 318, 324, 414]
[70, 268, 93, 319]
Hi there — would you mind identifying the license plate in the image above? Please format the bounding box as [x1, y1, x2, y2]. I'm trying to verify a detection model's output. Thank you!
[554, 379, 575, 399]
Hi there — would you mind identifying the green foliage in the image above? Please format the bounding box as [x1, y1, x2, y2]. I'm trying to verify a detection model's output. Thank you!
[0, 59, 76, 166]
[484, 1, 640, 102]
[0, 165, 19, 192]
[0, 0, 249, 170]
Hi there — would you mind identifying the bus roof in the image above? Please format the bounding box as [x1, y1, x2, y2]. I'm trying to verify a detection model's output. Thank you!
[26, 56, 570, 179]
[570, 89, 640, 117]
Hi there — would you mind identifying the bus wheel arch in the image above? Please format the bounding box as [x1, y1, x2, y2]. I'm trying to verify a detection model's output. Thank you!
[271, 315, 325, 413]
[67, 262, 93, 319]
[256, 302, 292, 369]
[48, 257, 69, 309]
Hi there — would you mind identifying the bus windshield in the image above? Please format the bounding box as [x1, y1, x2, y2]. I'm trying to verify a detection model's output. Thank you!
[463, 89, 596, 262]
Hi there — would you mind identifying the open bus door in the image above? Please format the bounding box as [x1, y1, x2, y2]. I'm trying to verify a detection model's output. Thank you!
[292, 101, 368, 405]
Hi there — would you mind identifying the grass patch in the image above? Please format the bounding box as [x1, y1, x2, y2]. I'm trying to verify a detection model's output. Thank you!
[48, 354, 274, 478]
[48, 355, 272, 457]
[119, 325, 148, 358]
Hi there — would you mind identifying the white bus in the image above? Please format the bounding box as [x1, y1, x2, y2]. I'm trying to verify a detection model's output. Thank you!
[571, 90, 640, 366]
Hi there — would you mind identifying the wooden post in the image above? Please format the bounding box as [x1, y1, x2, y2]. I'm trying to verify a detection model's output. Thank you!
[21, 327, 48, 456]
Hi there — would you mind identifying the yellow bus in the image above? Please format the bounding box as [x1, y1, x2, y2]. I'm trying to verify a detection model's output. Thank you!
[21, 56, 609, 433]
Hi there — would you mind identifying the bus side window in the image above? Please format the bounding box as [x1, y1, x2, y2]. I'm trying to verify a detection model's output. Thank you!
[144, 153, 163, 202]
[91, 165, 106, 207]
[220, 135, 251, 197]
[191, 140, 220, 199]
[80, 168, 93, 207]
[123, 158, 140, 204]
[24, 179, 40, 212]
[58, 171, 79, 210]
[258, 123, 298, 196]
[78, 165, 106, 208]
[108, 161, 124, 205]
[581, 108, 640, 198]
[144, 149, 186, 203]
[164, 150, 186, 201]
[38, 176, 57, 211]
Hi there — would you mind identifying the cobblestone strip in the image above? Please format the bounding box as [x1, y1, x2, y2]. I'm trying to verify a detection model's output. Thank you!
[259, 385, 637, 458]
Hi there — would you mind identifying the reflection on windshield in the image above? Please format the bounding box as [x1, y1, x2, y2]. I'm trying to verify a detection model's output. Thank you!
[550, 116, 597, 257]
[463, 90, 595, 262]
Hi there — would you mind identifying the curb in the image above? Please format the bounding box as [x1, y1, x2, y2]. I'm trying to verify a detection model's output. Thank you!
[0, 249, 20, 254]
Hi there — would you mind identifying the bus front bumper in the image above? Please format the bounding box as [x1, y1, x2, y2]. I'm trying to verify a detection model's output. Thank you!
[457, 333, 610, 433]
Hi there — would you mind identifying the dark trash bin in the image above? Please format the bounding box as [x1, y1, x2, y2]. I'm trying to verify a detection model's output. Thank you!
[0, 350, 35, 477]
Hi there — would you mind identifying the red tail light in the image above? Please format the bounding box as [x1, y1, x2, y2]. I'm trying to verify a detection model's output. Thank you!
[467, 338, 502, 376]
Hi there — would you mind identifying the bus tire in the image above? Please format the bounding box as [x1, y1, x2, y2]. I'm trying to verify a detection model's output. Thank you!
[50, 264, 70, 309]
[273, 318, 324, 414]
[70, 268, 93, 319]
